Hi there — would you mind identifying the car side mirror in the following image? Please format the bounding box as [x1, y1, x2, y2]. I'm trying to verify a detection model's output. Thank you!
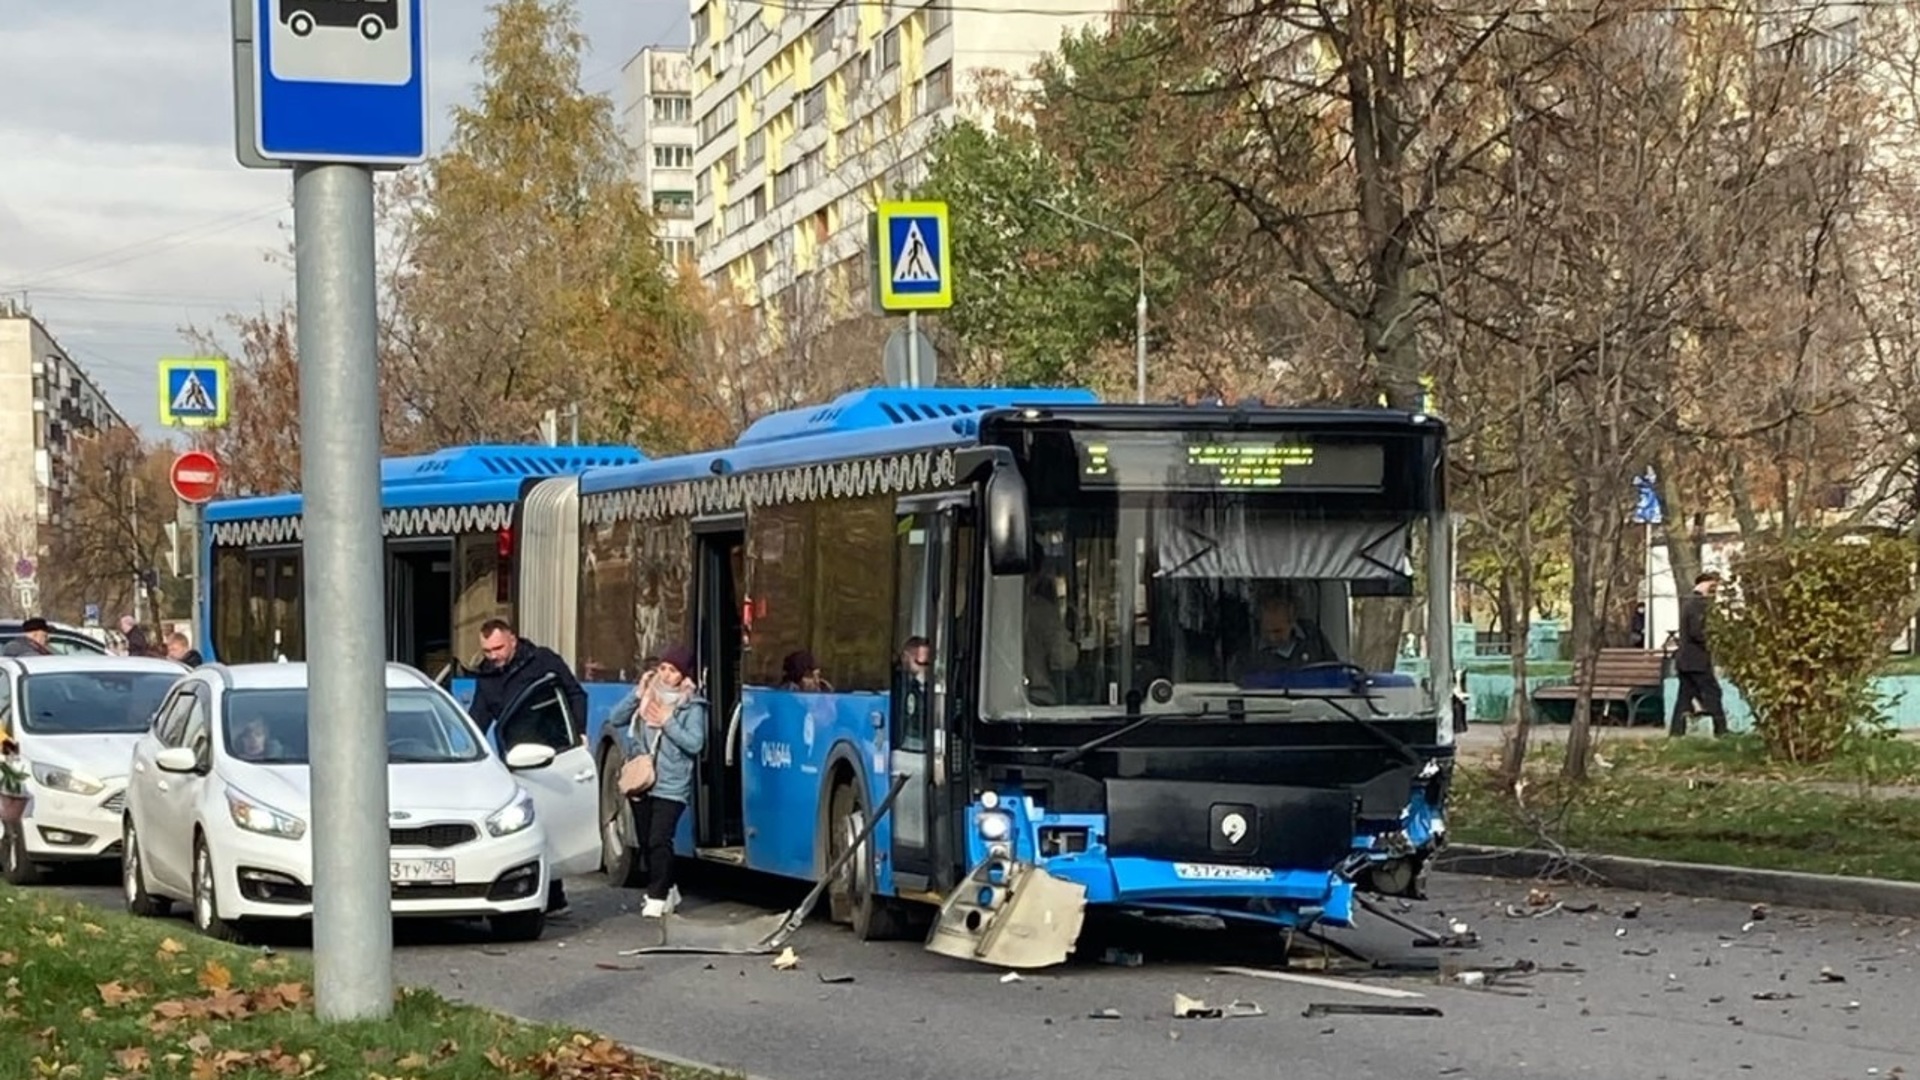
[505, 743, 557, 771]
[155, 746, 200, 774]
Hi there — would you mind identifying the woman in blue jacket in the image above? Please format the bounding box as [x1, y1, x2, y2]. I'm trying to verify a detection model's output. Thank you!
[625, 644, 708, 917]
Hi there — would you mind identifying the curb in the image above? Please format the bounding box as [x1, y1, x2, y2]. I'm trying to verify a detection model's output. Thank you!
[1433, 844, 1920, 919]
[494, 1006, 772, 1080]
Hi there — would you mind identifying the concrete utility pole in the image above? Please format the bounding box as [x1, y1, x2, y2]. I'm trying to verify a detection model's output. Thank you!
[1035, 199, 1148, 404]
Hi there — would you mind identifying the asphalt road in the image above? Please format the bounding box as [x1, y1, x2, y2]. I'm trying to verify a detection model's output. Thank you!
[44, 864, 1920, 1080]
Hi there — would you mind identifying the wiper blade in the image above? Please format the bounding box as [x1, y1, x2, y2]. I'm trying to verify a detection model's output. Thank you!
[1310, 694, 1422, 768]
[1051, 711, 1177, 768]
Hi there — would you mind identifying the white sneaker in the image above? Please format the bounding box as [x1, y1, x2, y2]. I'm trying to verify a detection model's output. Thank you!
[640, 897, 668, 918]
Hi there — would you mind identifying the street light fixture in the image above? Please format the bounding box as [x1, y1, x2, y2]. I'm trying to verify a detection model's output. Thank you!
[1033, 199, 1148, 404]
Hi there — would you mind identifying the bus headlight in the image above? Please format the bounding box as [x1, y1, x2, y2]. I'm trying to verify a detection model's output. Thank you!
[976, 810, 1012, 842]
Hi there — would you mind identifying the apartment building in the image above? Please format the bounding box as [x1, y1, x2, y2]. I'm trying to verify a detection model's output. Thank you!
[0, 303, 129, 590]
[688, 0, 1114, 309]
[620, 46, 699, 271]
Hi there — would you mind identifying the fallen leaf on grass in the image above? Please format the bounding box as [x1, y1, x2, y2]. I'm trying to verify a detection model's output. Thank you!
[98, 981, 145, 1007]
[158, 937, 185, 955]
[197, 960, 233, 993]
[81, 922, 105, 937]
[114, 1047, 151, 1071]
[0, 951, 14, 966]
[395, 1052, 430, 1070]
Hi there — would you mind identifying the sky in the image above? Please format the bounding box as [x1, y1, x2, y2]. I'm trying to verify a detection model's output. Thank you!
[0, 0, 688, 440]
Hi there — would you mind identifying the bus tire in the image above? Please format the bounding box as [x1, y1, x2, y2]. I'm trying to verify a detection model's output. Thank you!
[597, 742, 644, 888]
[827, 780, 907, 942]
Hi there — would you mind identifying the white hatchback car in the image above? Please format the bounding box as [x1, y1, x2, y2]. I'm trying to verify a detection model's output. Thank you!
[0, 654, 187, 884]
[120, 661, 600, 943]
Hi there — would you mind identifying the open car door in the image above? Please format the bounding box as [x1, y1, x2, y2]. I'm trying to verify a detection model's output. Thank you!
[490, 674, 601, 878]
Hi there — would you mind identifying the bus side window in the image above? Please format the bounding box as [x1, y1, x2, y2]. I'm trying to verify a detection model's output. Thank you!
[892, 513, 939, 753]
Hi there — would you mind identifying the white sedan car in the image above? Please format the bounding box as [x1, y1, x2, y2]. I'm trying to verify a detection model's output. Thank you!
[121, 661, 600, 942]
[0, 654, 187, 884]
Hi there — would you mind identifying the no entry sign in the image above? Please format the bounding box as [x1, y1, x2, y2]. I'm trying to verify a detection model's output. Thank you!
[170, 450, 222, 504]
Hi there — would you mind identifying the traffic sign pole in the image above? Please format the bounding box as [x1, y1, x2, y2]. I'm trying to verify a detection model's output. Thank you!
[293, 161, 393, 1021]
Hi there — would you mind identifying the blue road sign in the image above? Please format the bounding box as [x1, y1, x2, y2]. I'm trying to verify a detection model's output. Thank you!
[1631, 467, 1663, 525]
[873, 201, 952, 312]
[158, 357, 231, 428]
[250, 0, 428, 166]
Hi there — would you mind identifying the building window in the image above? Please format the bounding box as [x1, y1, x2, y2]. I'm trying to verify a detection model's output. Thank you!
[923, 0, 951, 38]
[810, 17, 834, 57]
[881, 28, 901, 71]
[920, 63, 952, 114]
[654, 145, 695, 168]
[744, 130, 766, 168]
[654, 191, 696, 219]
[652, 94, 692, 123]
[659, 237, 696, 267]
[696, 168, 713, 202]
[803, 84, 827, 126]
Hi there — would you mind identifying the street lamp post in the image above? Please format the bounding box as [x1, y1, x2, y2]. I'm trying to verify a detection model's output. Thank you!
[1034, 199, 1147, 404]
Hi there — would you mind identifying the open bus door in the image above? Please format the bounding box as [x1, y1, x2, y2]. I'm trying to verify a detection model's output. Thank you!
[692, 520, 746, 856]
[888, 499, 974, 896]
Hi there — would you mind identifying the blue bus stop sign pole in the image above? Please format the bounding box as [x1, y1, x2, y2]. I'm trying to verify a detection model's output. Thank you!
[231, 0, 428, 1023]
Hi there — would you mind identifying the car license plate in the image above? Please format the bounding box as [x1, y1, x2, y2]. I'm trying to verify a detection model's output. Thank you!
[390, 858, 455, 885]
[1173, 862, 1274, 881]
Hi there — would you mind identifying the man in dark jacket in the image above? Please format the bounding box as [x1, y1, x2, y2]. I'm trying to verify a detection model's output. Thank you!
[1669, 571, 1728, 738]
[466, 618, 589, 917]
[3, 617, 52, 657]
[468, 619, 588, 739]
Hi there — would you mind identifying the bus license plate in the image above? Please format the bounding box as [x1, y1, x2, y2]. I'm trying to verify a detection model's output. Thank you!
[1173, 862, 1274, 881]
[390, 858, 455, 884]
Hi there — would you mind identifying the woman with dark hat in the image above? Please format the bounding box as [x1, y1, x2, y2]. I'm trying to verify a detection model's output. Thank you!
[626, 644, 707, 917]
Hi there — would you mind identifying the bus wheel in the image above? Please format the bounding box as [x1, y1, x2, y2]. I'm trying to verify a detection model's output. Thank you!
[597, 743, 643, 888]
[827, 781, 906, 942]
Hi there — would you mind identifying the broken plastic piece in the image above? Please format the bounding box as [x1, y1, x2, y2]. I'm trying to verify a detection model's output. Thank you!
[771, 947, 799, 971]
[1173, 993, 1222, 1019]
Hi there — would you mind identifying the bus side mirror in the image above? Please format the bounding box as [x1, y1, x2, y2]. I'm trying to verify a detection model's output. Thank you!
[985, 464, 1032, 576]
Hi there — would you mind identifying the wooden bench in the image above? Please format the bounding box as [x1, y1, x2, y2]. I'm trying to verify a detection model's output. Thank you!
[1529, 648, 1669, 726]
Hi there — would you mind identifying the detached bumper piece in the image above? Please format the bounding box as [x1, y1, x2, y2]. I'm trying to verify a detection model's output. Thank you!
[925, 858, 1087, 970]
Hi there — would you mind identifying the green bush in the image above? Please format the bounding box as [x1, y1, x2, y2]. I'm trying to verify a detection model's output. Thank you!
[1711, 534, 1916, 764]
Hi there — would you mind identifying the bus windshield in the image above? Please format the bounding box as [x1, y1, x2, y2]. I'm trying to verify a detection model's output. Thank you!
[982, 426, 1444, 722]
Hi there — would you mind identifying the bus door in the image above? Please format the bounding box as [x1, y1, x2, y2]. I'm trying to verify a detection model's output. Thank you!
[890, 498, 975, 893]
[386, 539, 453, 673]
[692, 520, 746, 852]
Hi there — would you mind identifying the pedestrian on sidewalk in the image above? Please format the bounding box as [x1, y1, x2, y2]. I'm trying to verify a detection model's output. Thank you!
[619, 645, 707, 918]
[1669, 570, 1729, 738]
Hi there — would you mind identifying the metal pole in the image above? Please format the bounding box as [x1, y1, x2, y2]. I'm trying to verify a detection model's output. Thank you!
[907, 311, 922, 388]
[293, 161, 393, 1022]
[188, 502, 206, 655]
[1134, 274, 1147, 406]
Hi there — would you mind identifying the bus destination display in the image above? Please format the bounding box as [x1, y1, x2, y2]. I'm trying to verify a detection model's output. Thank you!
[1074, 433, 1387, 490]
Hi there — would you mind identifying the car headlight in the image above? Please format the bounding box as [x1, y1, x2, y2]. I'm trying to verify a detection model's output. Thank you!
[225, 787, 307, 840]
[485, 790, 536, 838]
[976, 809, 1013, 842]
[31, 762, 104, 796]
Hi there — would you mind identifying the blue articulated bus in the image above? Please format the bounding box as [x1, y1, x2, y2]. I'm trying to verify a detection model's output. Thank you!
[198, 388, 1457, 967]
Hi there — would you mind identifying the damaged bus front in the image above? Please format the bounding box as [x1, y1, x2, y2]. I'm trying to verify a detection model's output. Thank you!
[927, 406, 1455, 968]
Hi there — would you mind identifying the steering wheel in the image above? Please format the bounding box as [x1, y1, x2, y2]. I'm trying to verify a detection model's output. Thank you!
[1293, 661, 1375, 685]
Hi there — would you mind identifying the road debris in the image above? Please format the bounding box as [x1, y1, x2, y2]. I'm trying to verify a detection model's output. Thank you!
[1172, 993, 1265, 1019]
[816, 973, 854, 984]
[999, 972, 1023, 984]
[770, 947, 799, 971]
[1215, 966, 1426, 1000]
[1817, 966, 1846, 983]
[1303, 1002, 1444, 1018]
[1087, 1008, 1123, 1020]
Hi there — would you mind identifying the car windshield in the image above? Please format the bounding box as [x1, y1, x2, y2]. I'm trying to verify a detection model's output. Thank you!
[18, 672, 179, 734]
[222, 687, 488, 765]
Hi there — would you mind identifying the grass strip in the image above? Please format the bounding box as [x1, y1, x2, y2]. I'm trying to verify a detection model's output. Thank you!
[0, 882, 738, 1079]
[1449, 747, 1920, 882]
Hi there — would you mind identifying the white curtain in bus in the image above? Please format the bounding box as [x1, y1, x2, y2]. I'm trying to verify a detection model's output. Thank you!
[1154, 511, 1411, 581]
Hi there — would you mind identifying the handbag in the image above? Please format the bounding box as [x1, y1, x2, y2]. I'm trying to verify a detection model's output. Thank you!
[618, 726, 660, 796]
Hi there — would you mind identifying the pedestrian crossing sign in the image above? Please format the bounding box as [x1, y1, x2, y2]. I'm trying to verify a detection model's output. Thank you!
[872, 201, 952, 311]
[158, 357, 231, 428]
